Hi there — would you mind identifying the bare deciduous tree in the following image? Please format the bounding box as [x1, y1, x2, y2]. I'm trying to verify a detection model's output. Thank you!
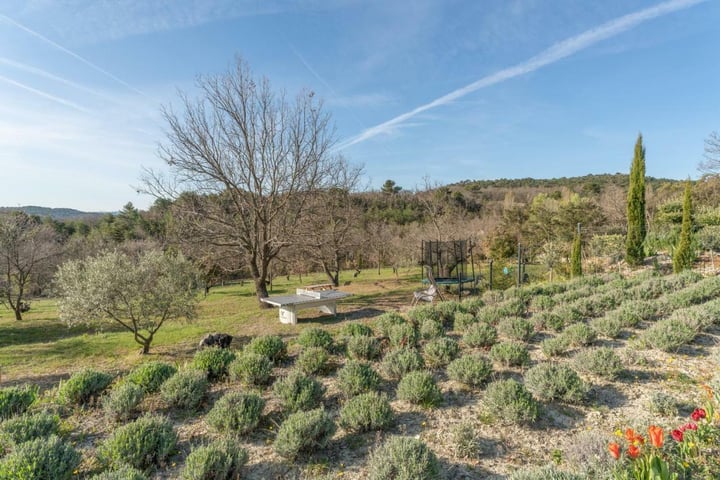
[0, 212, 62, 320]
[142, 57, 353, 305]
[699, 131, 720, 175]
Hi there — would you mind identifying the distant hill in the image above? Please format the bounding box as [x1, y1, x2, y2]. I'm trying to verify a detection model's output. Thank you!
[454, 173, 678, 191]
[0, 206, 109, 221]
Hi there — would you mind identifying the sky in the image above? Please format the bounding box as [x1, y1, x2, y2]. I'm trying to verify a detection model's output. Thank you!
[0, 0, 718, 212]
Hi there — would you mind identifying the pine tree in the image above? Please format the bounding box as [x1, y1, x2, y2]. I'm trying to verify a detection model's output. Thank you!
[626, 134, 646, 266]
[673, 181, 695, 273]
[570, 228, 582, 278]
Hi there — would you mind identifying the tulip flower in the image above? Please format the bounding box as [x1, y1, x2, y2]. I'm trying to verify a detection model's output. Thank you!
[608, 442, 621, 460]
[691, 408, 706, 422]
[627, 444, 641, 459]
[648, 425, 664, 448]
[671, 429, 684, 442]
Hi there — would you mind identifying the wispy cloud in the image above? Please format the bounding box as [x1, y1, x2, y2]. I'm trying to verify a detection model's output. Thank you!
[0, 74, 89, 112]
[339, 0, 707, 149]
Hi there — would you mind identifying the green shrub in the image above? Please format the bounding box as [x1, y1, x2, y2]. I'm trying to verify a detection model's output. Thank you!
[641, 318, 696, 351]
[388, 322, 418, 348]
[540, 336, 570, 358]
[397, 370, 442, 408]
[406, 304, 441, 325]
[508, 464, 584, 480]
[340, 322, 373, 338]
[381, 348, 425, 380]
[524, 363, 587, 404]
[346, 335, 381, 361]
[531, 295, 555, 311]
[244, 335, 287, 363]
[462, 322, 498, 348]
[451, 423, 483, 460]
[461, 297, 485, 315]
[616, 301, 656, 327]
[0, 411, 59, 446]
[375, 311, 408, 336]
[482, 379, 539, 424]
[297, 327, 334, 351]
[338, 391, 394, 432]
[562, 323, 597, 347]
[418, 317, 445, 339]
[273, 408, 336, 459]
[272, 371, 325, 412]
[98, 414, 176, 471]
[482, 290, 504, 305]
[489, 341, 529, 367]
[552, 304, 583, 327]
[447, 354, 493, 387]
[182, 437, 248, 480]
[423, 337, 459, 368]
[590, 315, 623, 339]
[190, 347, 236, 381]
[435, 300, 463, 325]
[453, 312, 478, 332]
[0, 435, 80, 480]
[0, 385, 36, 420]
[646, 391, 680, 417]
[57, 369, 113, 405]
[337, 361, 381, 397]
[89, 464, 147, 480]
[126, 361, 176, 393]
[366, 436, 441, 480]
[228, 352, 273, 386]
[498, 317, 535, 342]
[103, 382, 145, 421]
[206, 391, 264, 435]
[160, 369, 208, 411]
[296, 346, 330, 375]
[476, 306, 503, 325]
[573, 347, 623, 379]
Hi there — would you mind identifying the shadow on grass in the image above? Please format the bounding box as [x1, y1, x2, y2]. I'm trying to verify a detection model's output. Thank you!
[0, 320, 126, 349]
[437, 457, 503, 479]
[591, 383, 628, 410]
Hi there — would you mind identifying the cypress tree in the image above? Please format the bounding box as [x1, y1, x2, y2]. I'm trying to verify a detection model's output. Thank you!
[570, 229, 582, 278]
[673, 181, 694, 273]
[626, 134, 646, 266]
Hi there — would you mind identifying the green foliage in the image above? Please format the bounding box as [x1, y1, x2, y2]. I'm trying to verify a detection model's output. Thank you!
[540, 335, 570, 358]
[297, 327, 334, 351]
[366, 436, 441, 480]
[451, 423, 483, 460]
[0, 435, 80, 480]
[337, 361, 381, 397]
[388, 322, 418, 348]
[646, 391, 680, 417]
[340, 322, 373, 338]
[422, 337, 459, 368]
[482, 379, 539, 424]
[272, 371, 325, 412]
[641, 318, 696, 351]
[674, 181, 696, 273]
[489, 341, 529, 367]
[462, 321, 498, 348]
[570, 230, 582, 278]
[434, 300, 464, 325]
[244, 335, 287, 363]
[160, 369, 208, 411]
[98, 414, 177, 471]
[338, 391, 394, 432]
[182, 437, 248, 480]
[396, 370, 443, 407]
[0, 411, 60, 446]
[273, 408, 336, 460]
[375, 311, 407, 336]
[453, 311, 478, 332]
[89, 464, 147, 480]
[126, 361, 176, 393]
[345, 335, 381, 361]
[206, 391, 264, 435]
[626, 133, 647, 266]
[103, 382, 145, 421]
[562, 323, 596, 347]
[406, 304, 441, 325]
[573, 347, 624, 379]
[55, 249, 199, 353]
[57, 369, 114, 406]
[296, 346, 330, 375]
[418, 317, 445, 339]
[590, 315, 623, 339]
[461, 297, 485, 314]
[524, 363, 587, 404]
[0, 385, 36, 420]
[447, 354, 493, 387]
[191, 347, 236, 381]
[381, 348, 425, 380]
[228, 352, 272, 386]
[498, 317, 535, 342]
[509, 464, 584, 480]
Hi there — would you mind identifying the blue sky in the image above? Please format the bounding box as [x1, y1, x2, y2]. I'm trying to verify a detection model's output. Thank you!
[0, 0, 717, 211]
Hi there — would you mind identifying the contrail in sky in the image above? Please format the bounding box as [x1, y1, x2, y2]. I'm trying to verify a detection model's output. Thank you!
[339, 0, 707, 149]
[0, 13, 147, 98]
[0, 74, 89, 112]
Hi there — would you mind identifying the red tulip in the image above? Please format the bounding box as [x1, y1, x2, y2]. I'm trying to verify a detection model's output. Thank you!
[683, 422, 698, 431]
[627, 444, 641, 459]
[671, 429, 684, 442]
[608, 442, 621, 460]
[691, 408, 706, 421]
[648, 425, 664, 448]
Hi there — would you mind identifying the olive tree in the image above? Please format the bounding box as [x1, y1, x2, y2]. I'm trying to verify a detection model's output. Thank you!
[0, 212, 62, 320]
[142, 57, 356, 306]
[54, 249, 199, 354]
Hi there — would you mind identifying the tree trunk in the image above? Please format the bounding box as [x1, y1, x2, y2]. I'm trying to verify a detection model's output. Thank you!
[142, 340, 151, 354]
[14, 307, 22, 321]
[255, 277, 270, 308]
